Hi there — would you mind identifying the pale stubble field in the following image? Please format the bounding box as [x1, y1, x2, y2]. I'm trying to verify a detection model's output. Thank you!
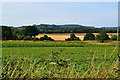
[36, 33, 117, 40]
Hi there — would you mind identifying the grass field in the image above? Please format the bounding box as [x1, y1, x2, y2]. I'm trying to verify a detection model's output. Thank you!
[1, 40, 119, 79]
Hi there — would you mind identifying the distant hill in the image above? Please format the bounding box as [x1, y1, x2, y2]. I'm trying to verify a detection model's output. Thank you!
[6, 24, 118, 33]
[33, 24, 95, 31]
[101, 27, 117, 30]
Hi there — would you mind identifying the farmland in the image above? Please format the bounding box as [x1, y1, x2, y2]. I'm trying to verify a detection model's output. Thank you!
[36, 33, 117, 40]
[1, 2, 119, 79]
[1, 40, 119, 79]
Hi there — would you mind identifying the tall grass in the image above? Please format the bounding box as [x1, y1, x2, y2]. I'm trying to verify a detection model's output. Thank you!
[2, 48, 119, 79]
[2, 41, 119, 79]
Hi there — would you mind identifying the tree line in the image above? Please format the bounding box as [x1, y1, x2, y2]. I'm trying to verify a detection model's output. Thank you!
[19, 24, 118, 33]
[1, 26, 119, 42]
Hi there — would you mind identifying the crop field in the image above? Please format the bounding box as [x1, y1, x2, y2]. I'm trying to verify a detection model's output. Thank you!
[36, 33, 117, 40]
[1, 41, 120, 79]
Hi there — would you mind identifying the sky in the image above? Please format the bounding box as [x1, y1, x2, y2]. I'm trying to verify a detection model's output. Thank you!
[0, 0, 119, 2]
[1, 2, 118, 27]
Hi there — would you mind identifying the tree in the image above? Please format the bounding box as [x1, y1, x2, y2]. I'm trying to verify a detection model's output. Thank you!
[12, 28, 25, 35]
[83, 33, 95, 40]
[2, 26, 13, 40]
[24, 26, 39, 37]
[65, 33, 81, 41]
[12, 28, 26, 40]
[40, 35, 54, 41]
[70, 33, 77, 39]
[95, 31, 110, 43]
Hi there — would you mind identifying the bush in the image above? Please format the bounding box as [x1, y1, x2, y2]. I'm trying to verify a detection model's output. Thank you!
[83, 33, 95, 40]
[65, 33, 81, 41]
[23, 36, 32, 40]
[40, 35, 54, 41]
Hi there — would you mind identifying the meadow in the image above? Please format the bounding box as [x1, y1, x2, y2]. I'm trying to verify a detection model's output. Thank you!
[1, 40, 119, 79]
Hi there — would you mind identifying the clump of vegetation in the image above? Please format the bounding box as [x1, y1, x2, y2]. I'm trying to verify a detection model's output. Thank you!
[95, 31, 110, 43]
[65, 33, 81, 41]
[83, 33, 95, 40]
[40, 35, 54, 41]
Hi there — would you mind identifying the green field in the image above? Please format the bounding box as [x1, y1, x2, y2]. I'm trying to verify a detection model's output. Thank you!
[2, 41, 119, 79]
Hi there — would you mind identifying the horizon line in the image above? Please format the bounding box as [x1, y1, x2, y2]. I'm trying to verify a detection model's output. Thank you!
[0, 23, 117, 28]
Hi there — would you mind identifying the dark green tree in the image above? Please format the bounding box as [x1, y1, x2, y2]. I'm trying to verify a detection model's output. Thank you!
[2, 26, 13, 40]
[65, 33, 81, 41]
[12, 28, 25, 35]
[40, 35, 54, 41]
[12, 28, 25, 40]
[70, 33, 77, 39]
[83, 33, 95, 40]
[95, 31, 110, 43]
[24, 26, 39, 37]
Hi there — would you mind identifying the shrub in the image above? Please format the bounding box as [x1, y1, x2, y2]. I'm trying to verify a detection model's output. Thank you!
[65, 33, 81, 41]
[83, 33, 95, 40]
[23, 36, 32, 40]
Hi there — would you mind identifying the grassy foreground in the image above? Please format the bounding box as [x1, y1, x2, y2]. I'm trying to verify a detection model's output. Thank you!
[1, 41, 120, 79]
